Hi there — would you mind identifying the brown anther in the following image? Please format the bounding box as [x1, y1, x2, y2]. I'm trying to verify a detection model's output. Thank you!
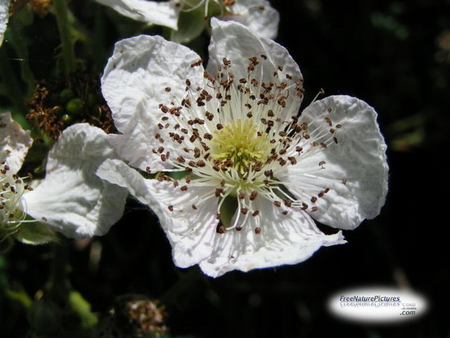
[288, 156, 297, 165]
[217, 225, 226, 234]
[215, 188, 223, 197]
[191, 59, 203, 67]
[264, 169, 273, 177]
[168, 205, 174, 211]
[249, 191, 258, 201]
[255, 227, 262, 234]
[252, 210, 260, 217]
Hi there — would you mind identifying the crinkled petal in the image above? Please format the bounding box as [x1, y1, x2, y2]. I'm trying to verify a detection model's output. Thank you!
[96, 159, 220, 267]
[284, 95, 389, 230]
[199, 198, 346, 278]
[0, 0, 10, 46]
[222, 0, 279, 39]
[0, 112, 33, 173]
[207, 18, 303, 119]
[95, 0, 180, 30]
[101, 34, 206, 171]
[23, 124, 128, 238]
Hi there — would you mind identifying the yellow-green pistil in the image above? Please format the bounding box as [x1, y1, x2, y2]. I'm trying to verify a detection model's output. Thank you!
[210, 119, 271, 176]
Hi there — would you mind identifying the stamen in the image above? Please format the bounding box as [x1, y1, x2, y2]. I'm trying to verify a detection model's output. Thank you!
[153, 56, 338, 232]
[1, 162, 34, 240]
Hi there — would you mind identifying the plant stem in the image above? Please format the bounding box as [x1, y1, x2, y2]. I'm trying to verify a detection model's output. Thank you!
[53, 0, 76, 76]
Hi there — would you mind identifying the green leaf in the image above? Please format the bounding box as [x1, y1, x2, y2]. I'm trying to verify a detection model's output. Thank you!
[14, 221, 60, 245]
[170, 8, 207, 44]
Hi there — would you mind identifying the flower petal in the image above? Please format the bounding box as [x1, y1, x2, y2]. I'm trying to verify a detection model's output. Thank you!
[222, 0, 280, 39]
[208, 18, 303, 118]
[101, 34, 206, 171]
[0, 0, 10, 46]
[97, 159, 220, 267]
[285, 95, 389, 230]
[95, 0, 180, 30]
[23, 124, 128, 238]
[199, 198, 346, 278]
[0, 112, 33, 173]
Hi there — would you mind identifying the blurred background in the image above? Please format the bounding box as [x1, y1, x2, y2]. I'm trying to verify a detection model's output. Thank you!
[1, 0, 449, 337]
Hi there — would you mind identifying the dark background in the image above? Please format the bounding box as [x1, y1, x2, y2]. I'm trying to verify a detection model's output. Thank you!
[2, 0, 450, 337]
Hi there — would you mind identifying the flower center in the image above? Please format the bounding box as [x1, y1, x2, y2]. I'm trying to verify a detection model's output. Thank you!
[210, 119, 271, 175]
[1, 162, 31, 240]
[151, 56, 342, 232]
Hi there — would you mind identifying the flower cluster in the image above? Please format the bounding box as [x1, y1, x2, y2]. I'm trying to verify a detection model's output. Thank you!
[1, 0, 388, 278]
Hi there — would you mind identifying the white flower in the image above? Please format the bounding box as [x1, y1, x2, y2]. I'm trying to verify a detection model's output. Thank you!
[0, 0, 11, 46]
[94, 0, 279, 40]
[1, 112, 128, 242]
[98, 18, 389, 277]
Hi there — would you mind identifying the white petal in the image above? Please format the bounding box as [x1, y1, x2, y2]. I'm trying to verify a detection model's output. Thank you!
[0, 112, 33, 173]
[0, 0, 10, 46]
[101, 34, 206, 171]
[95, 0, 180, 30]
[222, 0, 279, 39]
[285, 95, 389, 230]
[23, 124, 128, 238]
[97, 159, 220, 267]
[208, 18, 303, 118]
[199, 198, 346, 278]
